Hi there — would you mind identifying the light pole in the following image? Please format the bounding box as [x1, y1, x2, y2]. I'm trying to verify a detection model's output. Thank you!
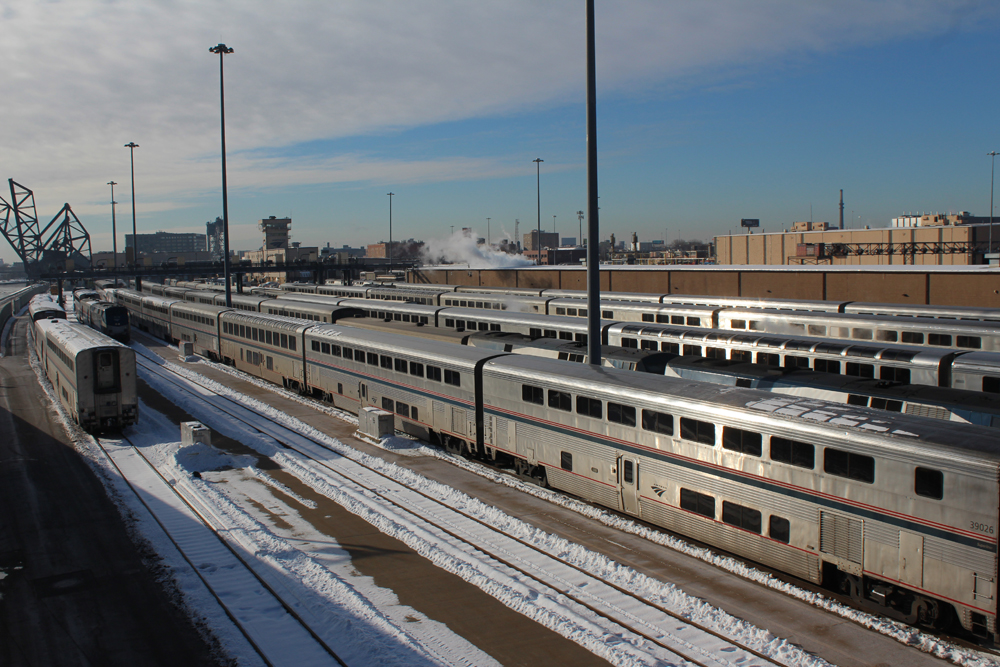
[387, 192, 394, 274]
[989, 151, 998, 261]
[108, 181, 118, 283]
[210, 43, 234, 307]
[486, 217, 491, 246]
[577, 210, 584, 246]
[533, 158, 543, 261]
[124, 143, 138, 267]
[553, 215, 557, 245]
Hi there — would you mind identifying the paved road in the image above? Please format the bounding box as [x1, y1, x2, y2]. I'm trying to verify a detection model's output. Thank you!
[0, 316, 220, 667]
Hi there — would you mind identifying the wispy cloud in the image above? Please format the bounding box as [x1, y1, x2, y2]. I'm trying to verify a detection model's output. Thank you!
[1, 1, 994, 228]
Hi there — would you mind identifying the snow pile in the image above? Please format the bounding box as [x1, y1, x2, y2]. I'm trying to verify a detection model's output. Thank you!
[174, 442, 254, 473]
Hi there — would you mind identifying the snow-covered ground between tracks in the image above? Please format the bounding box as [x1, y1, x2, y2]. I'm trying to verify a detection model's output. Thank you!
[158, 339, 1000, 667]
[137, 344, 831, 667]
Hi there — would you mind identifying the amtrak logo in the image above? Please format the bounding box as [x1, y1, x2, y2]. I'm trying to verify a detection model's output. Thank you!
[651, 484, 668, 498]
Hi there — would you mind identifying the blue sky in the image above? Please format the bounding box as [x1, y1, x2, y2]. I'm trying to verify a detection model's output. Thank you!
[1, 1, 998, 264]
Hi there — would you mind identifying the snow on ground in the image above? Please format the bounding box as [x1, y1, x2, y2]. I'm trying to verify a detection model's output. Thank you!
[138, 345, 834, 667]
[146, 340, 1000, 667]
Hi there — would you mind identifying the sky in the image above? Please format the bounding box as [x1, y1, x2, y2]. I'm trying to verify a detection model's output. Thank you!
[1, 1, 999, 264]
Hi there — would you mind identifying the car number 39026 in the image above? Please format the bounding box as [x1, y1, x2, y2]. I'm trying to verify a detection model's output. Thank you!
[971, 521, 995, 534]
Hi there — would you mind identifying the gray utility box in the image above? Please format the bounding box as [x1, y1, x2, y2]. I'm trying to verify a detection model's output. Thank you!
[358, 407, 394, 439]
[181, 421, 212, 446]
[179, 342, 194, 358]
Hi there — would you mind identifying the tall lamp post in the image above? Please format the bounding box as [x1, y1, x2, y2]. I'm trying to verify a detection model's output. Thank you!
[533, 158, 543, 262]
[577, 210, 584, 247]
[124, 143, 139, 267]
[989, 151, 998, 261]
[210, 43, 234, 307]
[486, 217, 491, 246]
[108, 181, 118, 283]
[553, 215, 557, 245]
[387, 192, 394, 274]
[585, 0, 601, 364]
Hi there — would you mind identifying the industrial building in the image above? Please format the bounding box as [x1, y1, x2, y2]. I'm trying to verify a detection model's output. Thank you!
[523, 230, 559, 252]
[715, 220, 1000, 266]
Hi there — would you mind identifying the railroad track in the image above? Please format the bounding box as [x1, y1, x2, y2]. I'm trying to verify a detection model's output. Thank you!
[133, 345, 802, 667]
[95, 431, 349, 667]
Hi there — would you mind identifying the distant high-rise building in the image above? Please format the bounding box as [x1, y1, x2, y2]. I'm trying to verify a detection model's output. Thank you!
[206, 217, 225, 259]
[125, 231, 206, 254]
[260, 216, 291, 250]
[523, 230, 559, 251]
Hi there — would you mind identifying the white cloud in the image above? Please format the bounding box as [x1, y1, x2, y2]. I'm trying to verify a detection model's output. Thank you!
[1, 0, 994, 249]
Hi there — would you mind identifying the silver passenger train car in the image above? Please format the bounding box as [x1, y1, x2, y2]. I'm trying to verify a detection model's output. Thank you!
[27, 295, 66, 323]
[33, 318, 137, 432]
[111, 294, 1000, 638]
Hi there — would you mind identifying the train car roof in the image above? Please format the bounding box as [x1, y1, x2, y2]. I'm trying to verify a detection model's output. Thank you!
[37, 319, 131, 353]
[845, 302, 1000, 321]
[309, 324, 504, 367]
[170, 301, 232, 314]
[220, 310, 316, 332]
[484, 353, 1000, 464]
[722, 307, 1000, 333]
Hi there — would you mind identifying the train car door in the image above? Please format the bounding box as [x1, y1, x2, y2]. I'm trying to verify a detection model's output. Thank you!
[619, 455, 640, 516]
[95, 350, 120, 392]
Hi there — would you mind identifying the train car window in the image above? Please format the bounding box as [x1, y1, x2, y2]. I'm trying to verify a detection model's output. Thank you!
[548, 390, 572, 411]
[814, 359, 840, 374]
[620, 338, 638, 348]
[680, 488, 715, 518]
[608, 402, 636, 426]
[490, 323, 502, 331]
[662, 342, 680, 354]
[396, 402, 410, 418]
[320, 342, 330, 355]
[575, 333, 588, 344]
[394, 358, 407, 372]
[311, 341, 320, 352]
[808, 325, 826, 336]
[522, 384, 544, 405]
[411, 406, 419, 420]
[846, 363, 875, 378]
[877, 330, 898, 342]
[444, 369, 461, 386]
[784, 355, 810, 369]
[852, 328, 873, 340]
[680, 418, 715, 445]
[983, 376, 1000, 393]
[914, 467, 944, 499]
[824, 448, 875, 484]
[730, 350, 752, 363]
[352, 349, 364, 362]
[445, 318, 455, 327]
[381, 397, 394, 412]
[409, 361, 424, 377]
[460, 301, 468, 307]
[869, 398, 903, 412]
[770, 437, 814, 469]
[880, 366, 910, 383]
[686, 317, 701, 326]
[559, 331, 573, 340]
[331, 345, 341, 356]
[425, 365, 442, 382]
[576, 396, 603, 419]
[769, 516, 790, 543]
[367, 352, 379, 365]
[478, 322, 489, 331]
[957, 336, 982, 349]
[731, 319, 746, 330]
[788, 323, 805, 333]
[544, 329, 557, 338]
[722, 501, 762, 534]
[642, 313, 654, 322]
[529, 328, 542, 338]
[901, 331, 924, 344]
[671, 316, 685, 325]
[642, 410, 674, 435]
[928, 333, 952, 347]
[756, 352, 779, 366]
[288, 336, 296, 351]
[279, 333, 288, 348]
[847, 394, 868, 406]
[476, 302, 484, 309]
[704, 347, 725, 359]
[722, 427, 762, 456]
[747, 320, 762, 331]
[655, 314, 669, 323]
[560, 451, 573, 472]
[682, 345, 702, 356]
[640, 340, 658, 351]
[603, 310, 614, 318]
[239, 325, 246, 338]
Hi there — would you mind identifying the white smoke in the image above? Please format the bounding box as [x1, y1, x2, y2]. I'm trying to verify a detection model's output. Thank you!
[420, 230, 536, 269]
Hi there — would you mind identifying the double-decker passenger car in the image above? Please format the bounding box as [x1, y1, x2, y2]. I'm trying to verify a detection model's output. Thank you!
[34, 318, 137, 432]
